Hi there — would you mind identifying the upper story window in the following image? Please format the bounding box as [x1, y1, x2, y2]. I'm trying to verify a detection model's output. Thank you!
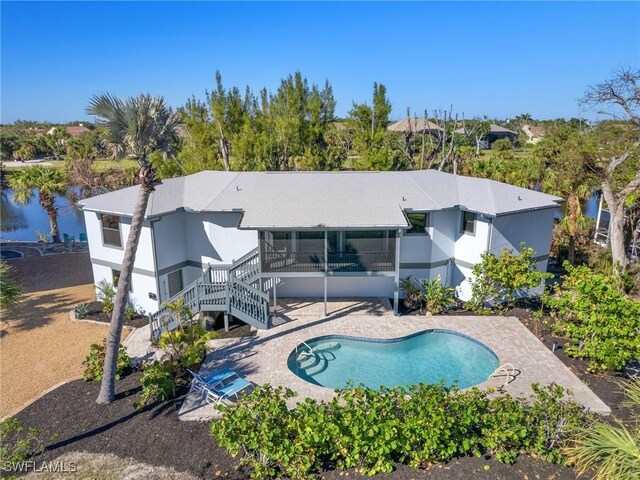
[406, 213, 429, 235]
[461, 211, 476, 235]
[101, 214, 122, 247]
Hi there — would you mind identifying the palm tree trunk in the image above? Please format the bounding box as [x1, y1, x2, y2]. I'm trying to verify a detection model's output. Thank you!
[97, 164, 154, 404]
[40, 192, 61, 243]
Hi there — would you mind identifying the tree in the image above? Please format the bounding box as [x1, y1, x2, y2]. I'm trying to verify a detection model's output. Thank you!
[348, 82, 399, 170]
[87, 93, 182, 404]
[582, 67, 640, 269]
[9, 166, 67, 242]
[538, 127, 598, 264]
[0, 261, 22, 309]
[45, 127, 70, 159]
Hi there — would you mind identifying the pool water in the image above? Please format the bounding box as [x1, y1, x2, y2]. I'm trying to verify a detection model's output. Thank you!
[288, 330, 499, 390]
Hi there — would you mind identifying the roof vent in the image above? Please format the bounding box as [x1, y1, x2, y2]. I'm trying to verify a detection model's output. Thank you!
[236, 185, 240, 191]
[518, 196, 522, 201]
[402, 196, 406, 201]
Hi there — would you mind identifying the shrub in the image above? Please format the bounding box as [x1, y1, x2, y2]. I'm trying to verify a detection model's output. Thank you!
[135, 324, 218, 408]
[544, 262, 640, 372]
[74, 302, 89, 319]
[96, 279, 115, 314]
[211, 383, 588, 478]
[419, 275, 456, 314]
[125, 304, 138, 321]
[82, 339, 131, 381]
[400, 276, 421, 309]
[468, 243, 552, 313]
[564, 378, 640, 480]
[0, 418, 45, 471]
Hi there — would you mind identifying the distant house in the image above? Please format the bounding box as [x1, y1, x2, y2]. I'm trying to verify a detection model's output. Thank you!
[522, 125, 545, 144]
[46, 125, 91, 137]
[454, 123, 518, 149]
[387, 118, 443, 135]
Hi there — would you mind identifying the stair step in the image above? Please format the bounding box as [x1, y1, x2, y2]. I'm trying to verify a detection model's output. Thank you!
[298, 353, 320, 370]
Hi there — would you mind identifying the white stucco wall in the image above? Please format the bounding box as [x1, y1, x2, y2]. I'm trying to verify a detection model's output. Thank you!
[152, 211, 187, 272]
[490, 208, 555, 258]
[185, 212, 258, 266]
[84, 211, 159, 312]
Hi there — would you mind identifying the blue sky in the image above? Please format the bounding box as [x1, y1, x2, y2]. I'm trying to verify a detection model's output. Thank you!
[1, 1, 639, 123]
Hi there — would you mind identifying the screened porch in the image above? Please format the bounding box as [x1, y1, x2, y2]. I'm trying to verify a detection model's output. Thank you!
[259, 230, 397, 273]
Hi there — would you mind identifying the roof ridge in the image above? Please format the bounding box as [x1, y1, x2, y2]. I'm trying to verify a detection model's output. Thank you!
[199, 171, 241, 211]
[405, 170, 452, 210]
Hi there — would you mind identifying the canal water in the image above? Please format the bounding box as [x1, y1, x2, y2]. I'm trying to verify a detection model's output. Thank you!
[0, 188, 86, 242]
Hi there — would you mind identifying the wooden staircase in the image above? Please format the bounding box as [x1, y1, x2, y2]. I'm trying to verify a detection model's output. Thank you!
[148, 248, 270, 340]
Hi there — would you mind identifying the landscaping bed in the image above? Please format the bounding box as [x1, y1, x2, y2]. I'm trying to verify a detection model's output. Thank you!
[12, 371, 584, 480]
[78, 301, 148, 329]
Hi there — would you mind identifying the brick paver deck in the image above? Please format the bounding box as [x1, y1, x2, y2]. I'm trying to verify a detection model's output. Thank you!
[178, 298, 610, 421]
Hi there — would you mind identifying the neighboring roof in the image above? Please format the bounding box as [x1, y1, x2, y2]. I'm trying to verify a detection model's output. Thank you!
[46, 126, 91, 137]
[524, 125, 545, 137]
[78, 170, 562, 228]
[454, 123, 517, 135]
[387, 118, 443, 133]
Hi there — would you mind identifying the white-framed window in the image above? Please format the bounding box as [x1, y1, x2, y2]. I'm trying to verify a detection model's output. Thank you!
[101, 214, 122, 247]
[461, 211, 476, 235]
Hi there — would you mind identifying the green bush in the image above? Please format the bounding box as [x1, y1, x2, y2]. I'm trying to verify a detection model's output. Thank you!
[419, 275, 456, 314]
[544, 262, 640, 372]
[0, 418, 45, 471]
[400, 276, 421, 309]
[96, 279, 115, 314]
[82, 339, 131, 381]
[125, 304, 137, 321]
[211, 383, 589, 478]
[135, 324, 218, 408]
[468, 243, 552, 313]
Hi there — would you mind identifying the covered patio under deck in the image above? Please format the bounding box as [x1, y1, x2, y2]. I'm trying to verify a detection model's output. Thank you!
[258, 229, 403, 315]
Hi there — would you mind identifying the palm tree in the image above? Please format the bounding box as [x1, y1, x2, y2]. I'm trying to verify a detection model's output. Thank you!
[87, 93, 182, 404]
[0, 261, 22, 309]
[9, 166, 67, 243]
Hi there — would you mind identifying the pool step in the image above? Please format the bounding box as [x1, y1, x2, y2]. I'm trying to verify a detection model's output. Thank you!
[313, 341, 341, 353]
[301, 354, 329, 376]
[298, 353, 321, 370]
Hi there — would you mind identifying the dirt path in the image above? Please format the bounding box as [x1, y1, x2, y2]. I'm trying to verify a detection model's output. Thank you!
[0, 253, 127, 417]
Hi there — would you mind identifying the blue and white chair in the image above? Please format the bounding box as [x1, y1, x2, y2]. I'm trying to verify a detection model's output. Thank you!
[187, 368, 253, 405]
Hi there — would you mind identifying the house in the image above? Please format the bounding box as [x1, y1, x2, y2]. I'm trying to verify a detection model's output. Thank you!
[455, 124, 518, 149]
[78, 170, 561, 338]
[522, 125, 545, 144]
[46, 125, 91, 137]
[387, 119, 444, 135]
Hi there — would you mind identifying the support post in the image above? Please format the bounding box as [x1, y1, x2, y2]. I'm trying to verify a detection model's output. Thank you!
[273, 281, 277, 315]
[594, 194, 603, 243]
[394, 229, 401, 316]
[224, 313, 229, 332]
[324, 231, 328, 317]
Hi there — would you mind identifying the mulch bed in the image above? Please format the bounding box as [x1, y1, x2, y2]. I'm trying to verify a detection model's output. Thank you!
[14, 372, 580, 480]
[80, 301, 149, 329]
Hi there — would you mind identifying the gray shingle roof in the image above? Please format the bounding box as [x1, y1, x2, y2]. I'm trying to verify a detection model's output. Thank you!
[78, 170, 562, 228]
[387, 118, 444, 133]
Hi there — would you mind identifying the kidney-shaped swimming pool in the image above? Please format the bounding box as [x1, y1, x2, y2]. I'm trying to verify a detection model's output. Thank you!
[288, 329, 499, 390]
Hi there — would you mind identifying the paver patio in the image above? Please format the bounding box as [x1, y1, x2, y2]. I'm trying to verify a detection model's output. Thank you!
[178, 298, 610, 420]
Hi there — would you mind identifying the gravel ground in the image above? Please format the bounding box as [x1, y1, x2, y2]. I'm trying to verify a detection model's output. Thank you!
[0, 253, 129, 418]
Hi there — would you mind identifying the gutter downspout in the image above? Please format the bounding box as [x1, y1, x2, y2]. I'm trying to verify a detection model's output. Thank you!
[486, 217, 494, 253]
[149, 217, 161, 311]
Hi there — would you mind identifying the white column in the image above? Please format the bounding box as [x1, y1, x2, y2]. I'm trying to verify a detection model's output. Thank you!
[324, 231, 328, 317]
[394, 229, 402, 316]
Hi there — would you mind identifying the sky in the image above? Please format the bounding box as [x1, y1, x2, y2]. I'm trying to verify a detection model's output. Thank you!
[1, 1, 639, 124]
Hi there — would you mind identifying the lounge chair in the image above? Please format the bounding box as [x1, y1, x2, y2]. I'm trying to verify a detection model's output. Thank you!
[79, 233, 88, 243]
[187, 368, 253, 405]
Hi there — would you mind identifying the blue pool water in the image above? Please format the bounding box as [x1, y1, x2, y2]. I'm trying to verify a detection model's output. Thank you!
[288, 330, 499, 390]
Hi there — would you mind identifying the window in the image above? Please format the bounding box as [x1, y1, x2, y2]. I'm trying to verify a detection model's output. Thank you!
[101, 214, 122, 247]
[406, 213, 429, 235]
[112, 269, 121, 285]
[461, 211, 476, 235]
[167, 270, 183, 298]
